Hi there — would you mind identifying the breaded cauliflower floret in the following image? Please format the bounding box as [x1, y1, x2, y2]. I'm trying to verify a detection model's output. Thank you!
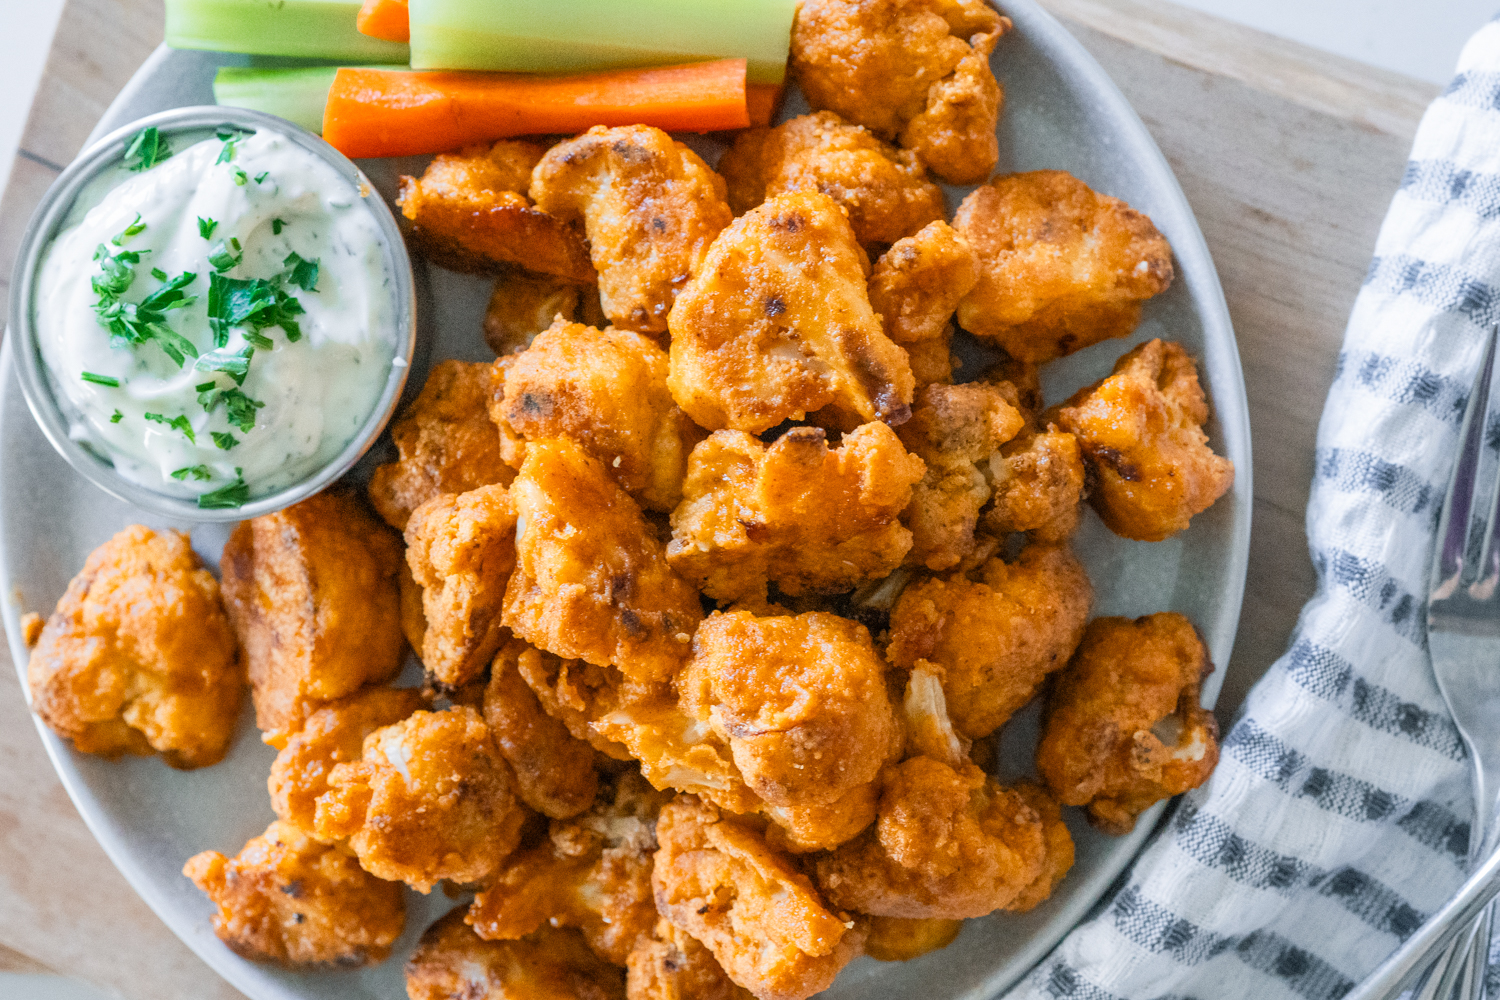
[652, 796, 864, 1000]
[984, 428, 1087, 542]
[404, 483, 518, 689]
[483, 271, 606, 357]
[905, 336, 959, 390]
[1037, 613, 1221, 835]
[862, 916, 962, 962]
[468, 770, 671, 963]
[955, 171, 1174, 362]
[503, 439, 702, 684]
[718, 112, 945, 246]
[887, 544, 1093, 738]
[183, 820, 405, 967]
[368, 360, 515, 531]
[508, 639, 638, 761]
[814, 756, 1045, 918]
[530, 125, 732, 334]
[314, 707, 526, 892]
[397, 140, 596, 282]
[1054, 338, 1235, 542]
[790, 0, 1009, 184]
[268, 686, 425, 835]
[484, 644, 600, 819]
[898, 382, 1025, 571]
[27, 526, 242, 769]
[1008, 782, 1076, 911]
[220, 491, 405, 748]
[868, 222, 980, 344]
[627, 918, 756, 1000]
[667, 191, 916, 433]
[668, 423, 926, 601]
[491, 319, 704, 511]
[407, 909, 625, 1000]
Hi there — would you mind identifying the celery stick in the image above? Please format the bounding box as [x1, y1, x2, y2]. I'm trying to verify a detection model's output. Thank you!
[213, 67, 357, 134]
[408, 0, 794, 85]
[167, 0, 409, 62]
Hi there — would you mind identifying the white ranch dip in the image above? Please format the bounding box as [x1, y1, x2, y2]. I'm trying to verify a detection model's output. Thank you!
[34, 126, 398, 507]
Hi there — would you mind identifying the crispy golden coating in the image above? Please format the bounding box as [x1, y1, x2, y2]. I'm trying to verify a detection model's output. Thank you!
[220, 492, 405, 748]
[887, 544, 1093, 738]
[268, 686, 425, 835]
[666, 191, 916, 433]
[530, 125, 732, 334]
[718, 112, 945, 246]
[1054, 339, 1235, 542]
[906, 336, 958, 390]
[369, 360, 515, 531]
[898, 382, 1025, 571]
[503, 439, 702, 684]
[627, 919, 756, 1000]
[652, 796, 863, 1000]
[1037, 613, 1220, 835]
[397, 141, 596, 282]
[862, 916, 963, 962]
[984, 429, 1086, 542]
[483, 271, 606, 357]
[404, 483, 518, 689]
[314, 707, 526, 892]
[26, 526, 242, 769]
[1008, 782, 1076, 912]
[469, 770, 671, 964]
[868, 222, 980, 344]
[509, 640, 637, 761]
[668, 423, 925, 601]
[485, 646, 600, 819]
[814, 756, 1045, 919]
[491, 319, 703, 512]
[183, 820, 404, 967]
[790, 0, 1008, 184]
[954, 171, 1174, 362]
[407, 909, 625, 1000]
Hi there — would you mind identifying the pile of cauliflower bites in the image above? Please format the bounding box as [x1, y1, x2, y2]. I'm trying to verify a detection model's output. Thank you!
[21, 1, 1236, 997]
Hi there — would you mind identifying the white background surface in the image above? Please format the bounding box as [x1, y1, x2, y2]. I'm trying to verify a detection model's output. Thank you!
[0, 1, 1495, 999]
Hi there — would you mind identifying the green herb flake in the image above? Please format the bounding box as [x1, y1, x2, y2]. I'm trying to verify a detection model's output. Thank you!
[211, 431, 239, 450]
[195, 345, 253, 385]
[150, 267, 167, 281]
[197, 217, 217, 240]
[215, 126, 252, 165]
[124, 127, 170, 172]
[197, 477, 250, 510]
[110, 409, 124, 424]
[80, 371, 120, 387]
[90, 257, 198, 368]
[170, 465, 213, 482]
[254, 171, 269, 184]
[112, 213, 146, 245]
[271, 218, 286, 235]
[283, 252, 319, 293]
[243, 330, 274, 350]
[207, 272, 306, 347]
[232, 167, 248, 186]
[207, 240, 242, 273]
[143, 411, 197, 444]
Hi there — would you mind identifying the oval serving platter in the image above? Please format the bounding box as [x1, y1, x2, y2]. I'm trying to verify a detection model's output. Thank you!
[0, 3, 1252, 998]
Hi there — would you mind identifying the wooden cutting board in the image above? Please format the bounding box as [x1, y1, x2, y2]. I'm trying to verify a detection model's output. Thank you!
[0, 0, 1441, 996]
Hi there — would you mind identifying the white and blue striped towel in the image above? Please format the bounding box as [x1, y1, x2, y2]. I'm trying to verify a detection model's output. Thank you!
[1003, 17, 1500, 1000]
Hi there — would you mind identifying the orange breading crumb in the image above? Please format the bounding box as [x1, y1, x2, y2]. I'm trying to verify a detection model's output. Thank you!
[985, 428, 1087, 542]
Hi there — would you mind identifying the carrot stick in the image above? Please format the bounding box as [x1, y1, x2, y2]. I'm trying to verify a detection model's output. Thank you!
[746, 84, 783, 128]
[323, 60, 751, 159]
[356, 0, 408, 43]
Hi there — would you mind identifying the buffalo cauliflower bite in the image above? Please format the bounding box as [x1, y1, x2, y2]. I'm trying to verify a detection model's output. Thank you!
[27, 526, 242, 769]
[906, 336, 959, 390]
[468, 770, 671, 963]
[652, 796, 864, 1000]
[868, 222, 980, 344]
[954, 171, 1174, 362]
[717, 112, 945, 246]
[1054, 338, 1235, 542]
[368, 360, 514, 531]
[484, 645, 600, 819]
[898, 382, 1025, 571]
[530, 125, 732, 334]
[984, 429, 1087, 542]
[268, 686, 426, 835]
[503, 439, 702, 683]
[220, 492, 405, 748]
[509, 639, 638, 761]
[183, 820, 405, 967]
[862, 916, 963, 962]
[668, 423, 926, 601]
[1036, 613, 1221, 835]
[313, 707, 526, 892]
[1008, 782, 1076, 911]
[666, 191, 916, 433]
[404, 483, 518, 689]
[790, 0, 1009, 184]
[814, 756, 1045, 919]
[396, 140, 596, 282]
[887, 543, 1093, 738]
[407, 909, 625, 1000]
[627, 918, 756, 1000]
[490, 319, 704, 511]
[483, 271, 606, 357]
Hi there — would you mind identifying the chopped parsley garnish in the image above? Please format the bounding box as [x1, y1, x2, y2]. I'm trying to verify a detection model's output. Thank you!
[143, 411, 197, 444]
[283, 251, 319, 292]
[207, 238, 242, 273]
[254, 171, 269, 184]
[271, 218, 286, 235]
[91, 254, 199, 367]
[150, 267, 167, 281]
[207, 271, 305, 347]
[211, 431, 239, 450]
[197, 217, 217, 240]
[243, 330, 274, 350]
[232, 167, 248, 186]
[92, 243, 142, 298]
[198, 476, 250, 510]
[198, 385, 264, 433]
[112, 214, 146, 244]
[195, 345, 253, 385]
[215, 126, 252, 164]
[170, 465, 213, 481]
[80, 371, 120, 387]
[124, 127, 170, 171]
[110, 410, 124, 424]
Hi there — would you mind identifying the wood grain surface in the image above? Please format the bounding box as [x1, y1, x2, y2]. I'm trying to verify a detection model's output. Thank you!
[0, 0, 1442, 996]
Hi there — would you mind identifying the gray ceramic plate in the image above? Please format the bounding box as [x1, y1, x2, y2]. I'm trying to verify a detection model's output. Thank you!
[0, 3, 1252, 998]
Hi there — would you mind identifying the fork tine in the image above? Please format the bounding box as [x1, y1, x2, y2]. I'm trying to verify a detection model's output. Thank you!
[1432, 325, 1500, 600]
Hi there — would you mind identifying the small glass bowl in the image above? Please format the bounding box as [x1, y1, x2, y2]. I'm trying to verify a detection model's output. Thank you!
[7, 105, 417, 522]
